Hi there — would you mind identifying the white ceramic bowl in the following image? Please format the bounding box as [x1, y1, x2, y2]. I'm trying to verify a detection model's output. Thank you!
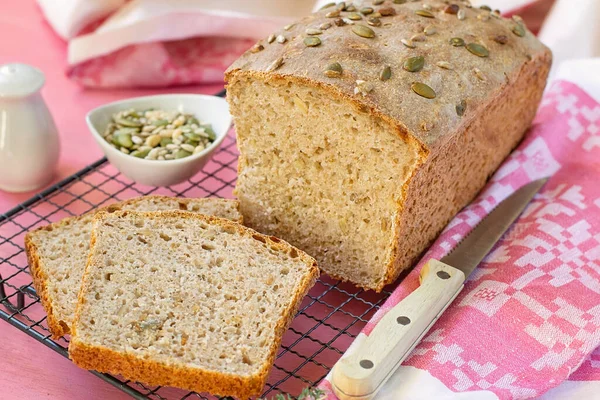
[87, 94, 231, 187]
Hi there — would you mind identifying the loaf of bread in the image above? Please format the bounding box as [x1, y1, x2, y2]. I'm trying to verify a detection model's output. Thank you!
[225, 1, 551, 290]
[25, 196, 241, 338]
[69, 210, 318, 398]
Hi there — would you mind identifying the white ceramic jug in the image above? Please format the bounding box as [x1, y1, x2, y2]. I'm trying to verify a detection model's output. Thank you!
[0, 63, 60, 193]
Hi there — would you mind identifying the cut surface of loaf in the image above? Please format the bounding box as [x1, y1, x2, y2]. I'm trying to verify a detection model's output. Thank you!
[69, 210, 318, 398]
[25, 196, 242, 338]
[226, 1, 552, 290]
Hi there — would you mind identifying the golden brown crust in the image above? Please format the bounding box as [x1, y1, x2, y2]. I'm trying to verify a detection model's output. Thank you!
[379, 50, 553, 291]
[25, 196, 243, 337]
[226, 0, 550, 150]
[70, 210, 318, 398]
[68, 340, 265, 399]
[25, 212, 97, 337]
[25, 232, 69, 338]
[115, 196, 243, 224]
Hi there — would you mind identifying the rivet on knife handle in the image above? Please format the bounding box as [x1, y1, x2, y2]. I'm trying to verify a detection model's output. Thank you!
[331, 259, 465, 400]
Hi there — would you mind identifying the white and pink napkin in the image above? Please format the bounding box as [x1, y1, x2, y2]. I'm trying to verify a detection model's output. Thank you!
[317, 69, 600, 399]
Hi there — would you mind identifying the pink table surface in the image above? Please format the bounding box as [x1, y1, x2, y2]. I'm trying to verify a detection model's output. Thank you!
[0, 1, 223, 398]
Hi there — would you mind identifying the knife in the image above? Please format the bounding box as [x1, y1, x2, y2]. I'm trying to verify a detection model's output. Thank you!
[331, 178, 549, 400]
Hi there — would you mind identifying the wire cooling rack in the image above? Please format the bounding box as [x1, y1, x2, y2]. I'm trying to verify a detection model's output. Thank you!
[0, 107, 396, 399]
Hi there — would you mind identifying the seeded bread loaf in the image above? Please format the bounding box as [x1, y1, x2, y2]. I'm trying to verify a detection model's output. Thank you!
[69, 210, 318, 398]
[25, 196, 241, 338]
[225, 0, 551, 290]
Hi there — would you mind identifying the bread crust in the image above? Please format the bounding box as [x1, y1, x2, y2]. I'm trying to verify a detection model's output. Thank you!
[25, 231, 70, 338]
[225, 2, 550, 150]
[69, 210, 318, 398]
[225, 1, 552, 291]
[380, 50, 552, 290]
[25, 196, 242, 338]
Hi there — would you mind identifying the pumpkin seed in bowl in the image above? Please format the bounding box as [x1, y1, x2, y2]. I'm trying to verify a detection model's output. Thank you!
[102, 109, 216, 161]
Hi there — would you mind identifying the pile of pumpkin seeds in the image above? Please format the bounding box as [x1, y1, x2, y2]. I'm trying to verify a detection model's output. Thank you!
[102, 109, 216, 161]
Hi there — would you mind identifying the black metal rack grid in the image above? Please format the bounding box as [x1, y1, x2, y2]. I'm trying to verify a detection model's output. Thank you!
[0, 128, 396, 399]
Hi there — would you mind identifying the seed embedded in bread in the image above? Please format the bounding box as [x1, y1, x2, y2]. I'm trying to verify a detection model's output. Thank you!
[69, 210, 318, 399]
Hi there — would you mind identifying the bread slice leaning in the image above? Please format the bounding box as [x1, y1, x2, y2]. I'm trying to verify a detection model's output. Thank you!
[69, 210, 318, 398]
[25, 196, 242, 338]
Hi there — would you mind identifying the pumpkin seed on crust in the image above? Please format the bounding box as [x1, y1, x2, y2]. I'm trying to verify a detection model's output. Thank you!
[380, 65, 392, 81]
[379, 7, 396, 16]
[415, 10, 435, 18]
[466, 43, 489, 57]
[367, 17, 382, 26]
[493, 35, 509, 45]
[352, 24, 376, 38]
[436, 61, 453, 69]
[450, 37, 465, 47]
[424, 25, 437, 36]
[250, 44, 264, 53]
[266, 57, 284, 72]
[319, 2, 336, 10]
[403, 56, 425, 72]
[456, 100, 467, 116]
[411, 82, 436, 99]
[444, 4, 459, 14]
[324, 62, 343, 78]
[304, 36, 322, 47]
[512, 23, 526, 37]
[401, 38, 416, 48]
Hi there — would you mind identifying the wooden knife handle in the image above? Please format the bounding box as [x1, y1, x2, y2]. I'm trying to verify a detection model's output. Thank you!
[331, 259, 466, 400]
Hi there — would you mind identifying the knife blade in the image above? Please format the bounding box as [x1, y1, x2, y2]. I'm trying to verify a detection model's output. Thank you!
[331, 178, 548, 400]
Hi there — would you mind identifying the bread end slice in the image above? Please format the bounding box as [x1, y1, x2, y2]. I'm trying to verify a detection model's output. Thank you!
[25, 197, 242, 339]
[25, 230, 71, 338]
[69, 210, 318, 398]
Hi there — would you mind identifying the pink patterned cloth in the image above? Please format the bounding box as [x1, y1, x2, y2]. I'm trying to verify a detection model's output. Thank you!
[320, 80, 600, 399]
[67, 37, 255, 88]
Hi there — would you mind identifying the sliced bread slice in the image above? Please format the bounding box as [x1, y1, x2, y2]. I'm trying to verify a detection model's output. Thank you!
[25, 196, 241, 338]
[69, 210, 318, 398]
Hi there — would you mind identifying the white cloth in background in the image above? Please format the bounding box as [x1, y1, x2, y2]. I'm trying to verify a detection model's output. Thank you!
[68, 0, 317, 65]
[36, 0, 127, 39]
[539, 0, 600, 79]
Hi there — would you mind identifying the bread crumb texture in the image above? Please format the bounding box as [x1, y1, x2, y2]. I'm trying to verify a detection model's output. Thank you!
[229, 77, 419, 290]
[25, 196, 241, 338]
[69, 210, 318, 398]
